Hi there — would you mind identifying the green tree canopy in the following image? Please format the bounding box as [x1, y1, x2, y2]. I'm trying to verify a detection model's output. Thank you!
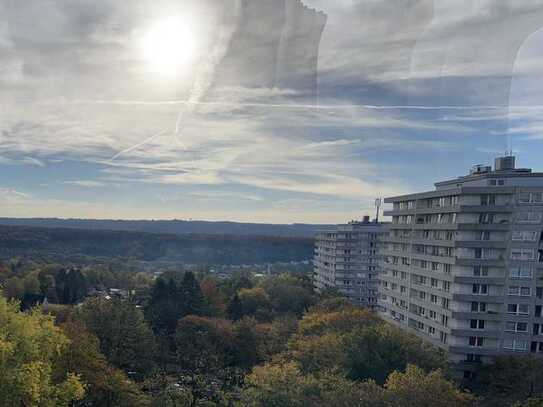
[55, 320, 150, 407]
[75, 297, 156, 375]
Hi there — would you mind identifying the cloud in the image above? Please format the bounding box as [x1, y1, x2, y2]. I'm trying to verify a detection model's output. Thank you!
[62, 180, 111, 188]
[3, 0, 543, 222]
[0, 188, 29, 204]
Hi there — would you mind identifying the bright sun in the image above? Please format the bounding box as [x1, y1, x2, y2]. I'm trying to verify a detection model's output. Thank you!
[142, 17, 196, 76]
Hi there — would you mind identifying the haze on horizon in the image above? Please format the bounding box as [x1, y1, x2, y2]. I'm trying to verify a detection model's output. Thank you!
[2, 0, 543, 224]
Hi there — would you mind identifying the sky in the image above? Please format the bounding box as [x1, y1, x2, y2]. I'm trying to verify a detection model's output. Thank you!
[1, 0, 543, 224]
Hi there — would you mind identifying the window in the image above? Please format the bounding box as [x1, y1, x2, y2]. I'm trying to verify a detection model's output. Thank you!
[507, 304, 529, 315]
[470, 319, 485, 329]
[510, 265, 533, 279]
[508, 286, 531, 296]
[430, 294, 438, 303]
[466, 354, 482, 363]
[471, 302, 487, 312]
[519, 192, 543, 204]
[473, 284, 488, 295]
[478, 231, 491, 241]
[480, 195, 496, 206]
[479, 213, 495, 224]
[473, 266, 489, 277]
[506, 321, 528, 332]
[503, 339, 528, 351]
[511, 249, 534, 260]
[512, 231, 537, 241]
[469, 336, 484, 347]
[521, 287, 531, 296]
[517, 212, 542, 224]
[431, 278, 438, 287]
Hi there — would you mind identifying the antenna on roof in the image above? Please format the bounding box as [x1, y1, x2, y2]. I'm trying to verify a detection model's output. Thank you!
[374, 198, 382, 223]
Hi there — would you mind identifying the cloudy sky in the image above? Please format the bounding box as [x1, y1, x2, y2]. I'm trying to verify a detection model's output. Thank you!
[1, 0, 543, 224]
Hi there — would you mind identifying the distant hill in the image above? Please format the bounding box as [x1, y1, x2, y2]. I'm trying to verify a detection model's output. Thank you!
[0, 224, 314, 265]
[0, 218, 332, 238]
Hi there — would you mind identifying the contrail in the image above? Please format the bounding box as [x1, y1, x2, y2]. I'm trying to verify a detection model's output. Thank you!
[172, 0, 242, 146]
[110, 129, 167, 162]
[72, 98, 540, 111]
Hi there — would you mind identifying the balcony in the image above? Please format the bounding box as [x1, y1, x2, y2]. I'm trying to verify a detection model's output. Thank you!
[449, 329, 502, 338]
[455, 257, 504, 267]
[453, 293, 503, 302]
[453, 276, 505, 285]
[449, 346, 500, 355]
[451, 311, 503, 321]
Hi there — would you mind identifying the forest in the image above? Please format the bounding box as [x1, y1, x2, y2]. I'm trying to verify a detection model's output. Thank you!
[0, 225, 313, 265]
[1, 261, 543, 407]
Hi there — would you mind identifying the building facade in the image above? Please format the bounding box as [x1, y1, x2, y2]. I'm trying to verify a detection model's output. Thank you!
[314, 216, 385, 308]
[378, 156, 543, 375]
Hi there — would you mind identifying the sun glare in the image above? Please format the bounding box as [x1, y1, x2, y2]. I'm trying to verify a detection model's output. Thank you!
[142, 17, 196, 76]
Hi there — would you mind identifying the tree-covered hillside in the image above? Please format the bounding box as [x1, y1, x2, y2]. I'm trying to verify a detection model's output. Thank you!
[0, 225, 314, 265]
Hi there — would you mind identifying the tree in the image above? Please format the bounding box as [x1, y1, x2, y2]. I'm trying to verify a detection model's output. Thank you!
[295, 306, 380, 337]
[200, 277, 225, 317]
[344, 324, 446, 384]
[146, 277, 180, 335]
[232, 318, 260, 369]
[75, 297, 156, 375]
[513, 399, 543, 407]
[242, 362, 384, 407]
[226, 293, 243, 321]
[383, 365, 474, 407]
[2, 276, 24, 299]
[175, 316, 234, 373]
[56, 268, 87, 304]
[181, 271, 205, 316]
[243, 363, 473, 407]
[237, 287, 272, 321]
[152, 384, 193, 407]
[472, 355, 543, 406]
[0, 296, 85, 406]
[146, 272, 205, 337]
[261, 274, 316, 317]
[56, 320, 150, 407]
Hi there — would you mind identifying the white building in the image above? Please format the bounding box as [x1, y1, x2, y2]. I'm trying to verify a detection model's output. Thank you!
[314, 216, 385, 308]
[378, 156, 543, 377]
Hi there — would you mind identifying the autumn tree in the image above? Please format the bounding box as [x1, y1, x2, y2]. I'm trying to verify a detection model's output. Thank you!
[0, 296, 85, 406]
[200, 277, 225, 317]
[383, 365, 474, 407]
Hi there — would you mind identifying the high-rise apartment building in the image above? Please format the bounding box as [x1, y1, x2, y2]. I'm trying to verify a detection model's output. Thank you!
[378, 156, 543, 376]
[314, 216, 385, 308]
